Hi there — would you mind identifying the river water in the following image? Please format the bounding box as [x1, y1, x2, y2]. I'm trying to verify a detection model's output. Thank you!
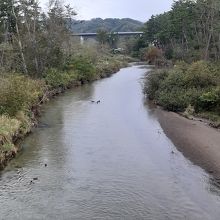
[1, 65, 220, 220]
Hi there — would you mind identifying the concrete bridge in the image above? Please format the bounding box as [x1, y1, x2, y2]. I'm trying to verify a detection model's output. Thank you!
[72, 31, 143, 44]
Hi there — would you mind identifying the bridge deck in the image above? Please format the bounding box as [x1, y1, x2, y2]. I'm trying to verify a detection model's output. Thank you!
[72, 32, 143, 37]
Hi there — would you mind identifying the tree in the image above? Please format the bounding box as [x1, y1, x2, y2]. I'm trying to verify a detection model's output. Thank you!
[107, 32, 119, 49]
[0, 0, 17, 70]
[141, 0, 220, 62]
[96, 29, 108, 46]
[0, 0, 77, 75]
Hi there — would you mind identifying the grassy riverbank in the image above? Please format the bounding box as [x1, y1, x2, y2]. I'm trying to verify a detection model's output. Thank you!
[144, 61, 220, 128]
[0, 53, 130, 169]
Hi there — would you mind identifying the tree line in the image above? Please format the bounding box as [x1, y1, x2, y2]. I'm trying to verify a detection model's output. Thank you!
[136, 0, 220, 63]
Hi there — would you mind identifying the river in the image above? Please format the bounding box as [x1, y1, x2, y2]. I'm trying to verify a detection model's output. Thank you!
[1, 64, 220, 220]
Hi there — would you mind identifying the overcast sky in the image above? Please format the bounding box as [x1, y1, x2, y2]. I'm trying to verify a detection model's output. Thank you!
[39, 0, 173, 22]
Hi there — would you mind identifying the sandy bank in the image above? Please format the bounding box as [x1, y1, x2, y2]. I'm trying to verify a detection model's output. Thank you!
[156, 108, 220, 178]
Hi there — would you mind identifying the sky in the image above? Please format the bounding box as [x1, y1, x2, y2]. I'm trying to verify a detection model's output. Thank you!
[39, 0, 173, 22]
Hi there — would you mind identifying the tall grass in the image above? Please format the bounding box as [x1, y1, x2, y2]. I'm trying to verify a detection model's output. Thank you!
[0, 74, 45, 116]
[0, 115, 20, 152]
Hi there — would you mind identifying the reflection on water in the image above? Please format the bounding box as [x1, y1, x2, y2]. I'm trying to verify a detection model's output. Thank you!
[1, 65, 220, 220]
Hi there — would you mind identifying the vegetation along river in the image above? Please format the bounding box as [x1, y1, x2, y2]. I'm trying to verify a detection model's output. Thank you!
[1, 64, 220, 220]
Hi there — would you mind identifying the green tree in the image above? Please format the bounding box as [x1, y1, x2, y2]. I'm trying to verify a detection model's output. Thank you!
[107, 32, 119, 49]
[141, 0, 220, 62]
[96, 29, 108, 46]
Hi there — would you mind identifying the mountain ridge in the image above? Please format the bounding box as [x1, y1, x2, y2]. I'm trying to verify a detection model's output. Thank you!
[71, 18, 144, 33]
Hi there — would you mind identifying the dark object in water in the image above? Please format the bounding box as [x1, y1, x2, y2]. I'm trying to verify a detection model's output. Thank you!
[44, 163, 47, 167]
[96, 100, 100, 104]
[91, 100, 95, 103]
[171, 151, 175, 154]
[38, 123, 50, 129]
[33, 177, 38, 181]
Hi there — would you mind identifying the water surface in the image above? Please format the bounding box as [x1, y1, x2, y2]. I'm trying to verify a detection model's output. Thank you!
[1, 65, 220, 220]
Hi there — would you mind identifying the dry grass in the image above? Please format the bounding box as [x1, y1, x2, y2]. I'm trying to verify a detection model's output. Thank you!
[0, 115, 21, 152]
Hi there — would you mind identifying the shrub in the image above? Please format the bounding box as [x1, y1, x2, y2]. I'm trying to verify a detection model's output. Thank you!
[144, 69, 169, 100]
[96, 58, 122, 77]
[184, 61, 218, 88]
[196, 87, 220, 112]
[0, 75, 45, 116]
[144, 46, 163, 64]
[44, 68, 76, 88]
[144, 60, 220, 114]
[157, 88, 190, 111]
[69, 56, 96, 83]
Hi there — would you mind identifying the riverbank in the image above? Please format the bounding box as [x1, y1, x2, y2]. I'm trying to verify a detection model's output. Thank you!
[0, 54, 131, 169]
[156, 108, 220, 178]
[144, 61, 220, 177]
[144, 61, 220, 129]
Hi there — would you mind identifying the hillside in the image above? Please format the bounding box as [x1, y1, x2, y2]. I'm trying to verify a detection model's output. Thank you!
[71, 18, 143, 33]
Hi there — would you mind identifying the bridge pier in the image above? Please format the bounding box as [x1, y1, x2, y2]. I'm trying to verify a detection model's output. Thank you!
[80, 36, 84, 45]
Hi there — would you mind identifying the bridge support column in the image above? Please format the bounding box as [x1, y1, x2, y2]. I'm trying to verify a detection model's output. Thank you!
[80, 36, 84, 45]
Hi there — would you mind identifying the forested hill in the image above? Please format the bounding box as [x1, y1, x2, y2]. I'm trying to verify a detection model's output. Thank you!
[70, 18, 143, 33]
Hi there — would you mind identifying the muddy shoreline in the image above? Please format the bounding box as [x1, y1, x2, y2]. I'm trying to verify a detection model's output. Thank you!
[156, 108, 220, 178]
